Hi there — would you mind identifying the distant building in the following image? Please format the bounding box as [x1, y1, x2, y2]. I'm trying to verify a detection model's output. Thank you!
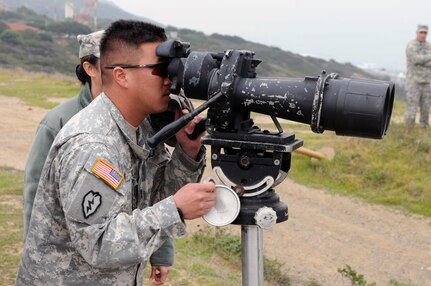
[65, 1, 74, 19]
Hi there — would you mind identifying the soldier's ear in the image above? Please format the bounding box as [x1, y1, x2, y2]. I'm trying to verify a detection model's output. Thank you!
[82, 61, 99, 78]
[112, 67, 129, 88]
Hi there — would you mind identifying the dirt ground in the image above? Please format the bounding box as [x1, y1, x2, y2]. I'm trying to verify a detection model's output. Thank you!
[1, 95, 430, 285]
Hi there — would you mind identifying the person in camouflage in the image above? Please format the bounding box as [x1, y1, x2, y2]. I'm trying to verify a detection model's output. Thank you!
[405, 24, 431, 129]
[23, 29, 104, 240]
[15, 20, 216, 286]
[22, 28, 179, 285]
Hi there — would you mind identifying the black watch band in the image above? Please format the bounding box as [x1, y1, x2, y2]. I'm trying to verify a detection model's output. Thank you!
[177, 208, 184, 222]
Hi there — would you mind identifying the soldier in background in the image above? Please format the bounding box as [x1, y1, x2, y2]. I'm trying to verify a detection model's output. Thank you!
[405, 24, 431, 130]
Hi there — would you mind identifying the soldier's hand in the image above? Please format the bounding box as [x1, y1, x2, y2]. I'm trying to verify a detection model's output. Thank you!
[150, 265, 170, 285]
[173, 182, 216, 219]
[175, 109, 205, 160]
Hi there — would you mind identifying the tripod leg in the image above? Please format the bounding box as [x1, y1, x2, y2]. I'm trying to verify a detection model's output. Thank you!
[241, 225, 264, 286]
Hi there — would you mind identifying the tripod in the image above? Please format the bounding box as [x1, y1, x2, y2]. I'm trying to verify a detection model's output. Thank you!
[202, 126, 302, 286]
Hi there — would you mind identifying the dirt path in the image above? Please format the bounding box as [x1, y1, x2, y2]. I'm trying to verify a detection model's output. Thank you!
[0, 96, 47, 170]
[1, 95, 430, 285]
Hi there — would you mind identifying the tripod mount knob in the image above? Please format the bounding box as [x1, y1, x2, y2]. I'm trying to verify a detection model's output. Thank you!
[254, 206, 278, 229]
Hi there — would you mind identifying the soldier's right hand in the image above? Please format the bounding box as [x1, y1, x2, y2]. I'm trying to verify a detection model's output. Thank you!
[173, 182, 216, 219]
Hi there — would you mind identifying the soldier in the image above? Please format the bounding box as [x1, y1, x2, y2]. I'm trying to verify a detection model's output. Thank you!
[23, 29, 104, 240]
[405, 24, 431, 130]
[16, 20, 216, 286]
[22, 29, 179, 285]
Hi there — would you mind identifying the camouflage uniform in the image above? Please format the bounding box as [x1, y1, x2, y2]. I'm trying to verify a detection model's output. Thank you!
[23, 83, 92, 238]
[16, 93, 206, 285]
[405, 35, 431, 128]
[23, 30, 104, 238]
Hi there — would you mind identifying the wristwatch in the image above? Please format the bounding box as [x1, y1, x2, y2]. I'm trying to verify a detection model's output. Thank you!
[177, 208, 184, 222]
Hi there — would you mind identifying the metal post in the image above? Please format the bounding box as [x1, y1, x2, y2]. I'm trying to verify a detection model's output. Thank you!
[241, 225, 264, 286]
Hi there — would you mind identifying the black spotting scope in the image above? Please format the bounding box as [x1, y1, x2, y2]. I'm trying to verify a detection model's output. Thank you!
[147, 39, 395, 148]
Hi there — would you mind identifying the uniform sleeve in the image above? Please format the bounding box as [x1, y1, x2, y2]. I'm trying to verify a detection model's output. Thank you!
[406, 42, 431, 66]
[149, 143, 206, 204]
[149, 238, 174, 266]
[57, 142, 186, 269]
[23, 122, 57, 239]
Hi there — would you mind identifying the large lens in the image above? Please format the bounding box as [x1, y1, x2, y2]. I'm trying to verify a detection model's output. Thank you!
[322, 77, 395, 138]
[230, 76, 395, 139]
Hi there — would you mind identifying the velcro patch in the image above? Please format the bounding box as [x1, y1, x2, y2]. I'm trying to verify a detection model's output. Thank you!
[82, 190, 102, 218]
[91, 158, 124, 190]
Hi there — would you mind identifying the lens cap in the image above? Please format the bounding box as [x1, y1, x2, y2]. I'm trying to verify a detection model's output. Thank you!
[203, 185, 240, 227]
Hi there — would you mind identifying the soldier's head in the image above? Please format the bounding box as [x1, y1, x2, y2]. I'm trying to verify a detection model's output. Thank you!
[100, 20, 167, 83]
[100, 20, 172, 119]
[75, 30, 104, 98]
[416, 25, 428, 43]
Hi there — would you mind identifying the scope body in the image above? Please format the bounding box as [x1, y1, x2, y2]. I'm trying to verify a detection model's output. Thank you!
[174, 46, 394, 139]
[231, 76, 394, 139]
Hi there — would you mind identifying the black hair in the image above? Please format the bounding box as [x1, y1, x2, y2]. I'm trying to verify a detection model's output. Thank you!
[75, 54, 99, 85]
[100, 20, 167, 68]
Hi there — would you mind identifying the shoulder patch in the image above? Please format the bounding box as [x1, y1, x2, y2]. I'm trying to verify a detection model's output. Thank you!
[82, 190, 102, 218]
[91, 158, 124, 190]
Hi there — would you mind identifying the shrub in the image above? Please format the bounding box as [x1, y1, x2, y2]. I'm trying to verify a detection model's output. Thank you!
[0, 30, 22, 45]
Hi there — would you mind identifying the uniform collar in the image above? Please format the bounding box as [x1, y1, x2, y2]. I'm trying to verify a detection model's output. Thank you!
[100, 93, 151, 160]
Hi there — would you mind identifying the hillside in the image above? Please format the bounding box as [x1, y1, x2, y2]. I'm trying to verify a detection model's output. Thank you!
[166, 27, 378, 79]
[2, 0, 161, 25]
[0, 4, 383, 81]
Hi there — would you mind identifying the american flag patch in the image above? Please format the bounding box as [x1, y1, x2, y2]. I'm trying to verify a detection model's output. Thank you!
[91, 158, 124, 190]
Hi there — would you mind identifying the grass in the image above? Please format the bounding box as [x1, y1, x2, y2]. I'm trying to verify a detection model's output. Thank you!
[0, 167, 24, 286]
[288, 122, 431, 217]
[0, 69, 80, 109]
[337, 265, 417, 286]
[168, 227, 243, 285]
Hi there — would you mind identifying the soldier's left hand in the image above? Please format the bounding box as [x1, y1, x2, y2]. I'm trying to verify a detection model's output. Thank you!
[150, 265, 170, 285]
[175, 109, 204, 160]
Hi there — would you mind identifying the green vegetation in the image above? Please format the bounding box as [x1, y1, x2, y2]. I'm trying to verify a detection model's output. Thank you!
[0, 69, 79, 108]
[0, 7, 81, 75]
[288, 120, 431, 217]
[0, 5, 392, 84]
[176, 227, 290, 285]
[337, 265, 417, 286]
[168, 227, 242, 285]
[45, 20, 92, 36]
[0, 167, 24, 286]
[338, 265, 377, 286]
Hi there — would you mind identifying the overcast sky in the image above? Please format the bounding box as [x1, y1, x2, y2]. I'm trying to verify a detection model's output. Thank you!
[107, 0, 431, 71]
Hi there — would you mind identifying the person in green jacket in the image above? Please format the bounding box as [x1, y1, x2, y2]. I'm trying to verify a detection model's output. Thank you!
[23, 30, 104, 238]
